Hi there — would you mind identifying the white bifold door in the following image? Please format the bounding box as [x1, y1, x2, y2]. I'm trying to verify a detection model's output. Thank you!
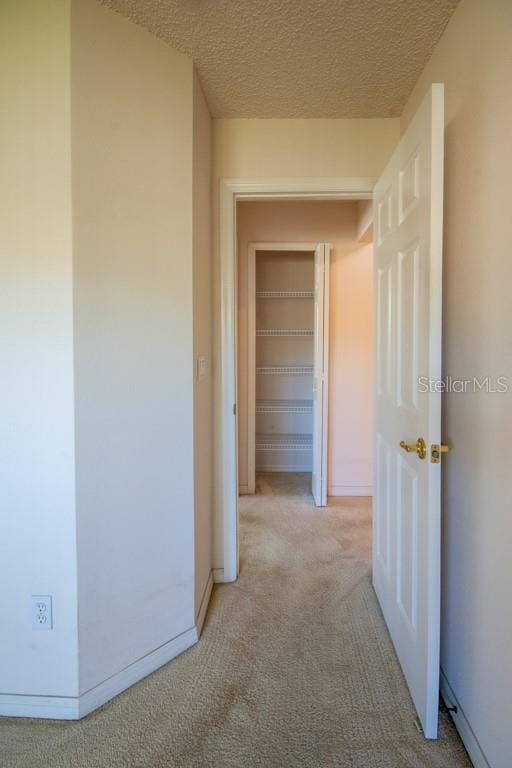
[312, 243, 330, 507]
[373, 84, 445, 739]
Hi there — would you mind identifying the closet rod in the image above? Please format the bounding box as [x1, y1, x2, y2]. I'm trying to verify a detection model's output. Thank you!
[256, 399, 313, 414]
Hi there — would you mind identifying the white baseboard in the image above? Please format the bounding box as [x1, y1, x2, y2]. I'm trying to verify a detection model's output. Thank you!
[239, 484, 250, 495]
[440, 668, 489, 768]
[0, 626, 198, 721]
[212, 567, 226, 583]
[195, 571, 214, 636]
[328, 485, 372, 497]
[213, 567, 237, 584]
[0, 693, 80, 720]
[79, 627, 198, 719]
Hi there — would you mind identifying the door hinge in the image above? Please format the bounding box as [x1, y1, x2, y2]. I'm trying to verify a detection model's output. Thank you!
[233, 403, 236, 416]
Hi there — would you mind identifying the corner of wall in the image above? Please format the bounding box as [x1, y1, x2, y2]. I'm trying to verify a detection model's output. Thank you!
[71, 0, 197, 702]
[193, 65, 214, 616]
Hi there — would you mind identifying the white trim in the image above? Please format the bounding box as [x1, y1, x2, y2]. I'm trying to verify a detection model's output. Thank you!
[226, 177, 376, 200]
[196, 570, 214, 635]
[440, 669, 488, 768]
[247, 244, 256, 494]
[0, 627, 198, 720]
[249, 241, 323, 251]
[218, 177, 376, 587]
[320, 243, 330, 505]
[356, 199, 374, 242]
[78, 627, 198, 718]
[328, 485, 373, 497]
[212, 568, 227, 583]
[220, 181, 239, 583]
[0, 693, 80, 720]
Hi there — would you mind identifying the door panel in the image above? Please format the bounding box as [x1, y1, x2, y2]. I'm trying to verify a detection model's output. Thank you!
[373, 84, 444, 739]
[396, 454, 418, 632]
[376, 263, 393, 399]
[375, 433, 391, 574]
[397, 241, 420, 412]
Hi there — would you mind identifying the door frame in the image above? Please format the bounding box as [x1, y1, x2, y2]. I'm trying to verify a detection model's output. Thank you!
[246, 240, 327, 495]
[218, 177, 375, 582]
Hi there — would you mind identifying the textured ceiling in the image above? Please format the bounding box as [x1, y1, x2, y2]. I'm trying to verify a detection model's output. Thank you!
[99, 0, 460, 118]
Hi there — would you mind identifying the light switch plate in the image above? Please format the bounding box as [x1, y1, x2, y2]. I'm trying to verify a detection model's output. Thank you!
[197, 355, 207, 382]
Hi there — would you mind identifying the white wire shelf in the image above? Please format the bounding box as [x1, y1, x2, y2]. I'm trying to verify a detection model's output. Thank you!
[256, 399, 313, 414]
[255, 433, 313, 451]
[256, 464, 312, 472]
[256, 365, 314, 376]
[256, 291, 314, 300]
[256, 329, 314, 337]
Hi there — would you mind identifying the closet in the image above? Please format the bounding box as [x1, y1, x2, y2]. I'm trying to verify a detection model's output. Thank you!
[247, 242, 330, 505]
[254, 249, 315, 473]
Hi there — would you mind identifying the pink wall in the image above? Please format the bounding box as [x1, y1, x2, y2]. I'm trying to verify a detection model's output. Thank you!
[237, 200, 373, 495]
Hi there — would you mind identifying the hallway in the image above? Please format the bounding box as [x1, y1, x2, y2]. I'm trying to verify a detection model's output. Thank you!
[2, 474, 470, 768]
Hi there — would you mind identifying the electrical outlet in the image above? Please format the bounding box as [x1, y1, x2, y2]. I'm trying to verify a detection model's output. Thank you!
[32, 595, 53, 630]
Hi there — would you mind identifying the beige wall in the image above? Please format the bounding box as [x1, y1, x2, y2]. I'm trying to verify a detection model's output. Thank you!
[193, 72, 213, 616]
[236, 201, 372, 495]
[71, 0, 197, 694]
[212, 118, 399, 567]
[214, 119, 400, 181]
[1, 0, 215, 713]
[0, 0, 79, 698]
[402, 1, 512, 765]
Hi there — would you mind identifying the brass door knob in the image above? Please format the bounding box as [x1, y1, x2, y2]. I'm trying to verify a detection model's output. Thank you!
[399, 437, 427, 460]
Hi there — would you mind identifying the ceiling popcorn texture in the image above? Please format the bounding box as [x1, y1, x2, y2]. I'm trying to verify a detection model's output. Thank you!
[98, 0, 460, 118]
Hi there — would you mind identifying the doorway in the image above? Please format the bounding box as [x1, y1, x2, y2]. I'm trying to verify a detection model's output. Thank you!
[216, 178, 375, 586]
[244, 242, 330, 505]
[233, 199, 374, 539]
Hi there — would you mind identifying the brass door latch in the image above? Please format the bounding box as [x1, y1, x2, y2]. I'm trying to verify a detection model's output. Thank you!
[431, 443, 450, 463]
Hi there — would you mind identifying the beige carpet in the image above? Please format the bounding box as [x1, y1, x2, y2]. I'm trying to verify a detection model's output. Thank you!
[2, 472, 471, 768]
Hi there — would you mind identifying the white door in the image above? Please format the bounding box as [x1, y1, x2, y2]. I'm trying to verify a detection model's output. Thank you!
[373, 84, 445, 739]
[312, 244, 330, 506]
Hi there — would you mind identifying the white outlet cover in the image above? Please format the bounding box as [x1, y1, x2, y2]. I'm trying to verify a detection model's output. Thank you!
[32, 595, 53, 630]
